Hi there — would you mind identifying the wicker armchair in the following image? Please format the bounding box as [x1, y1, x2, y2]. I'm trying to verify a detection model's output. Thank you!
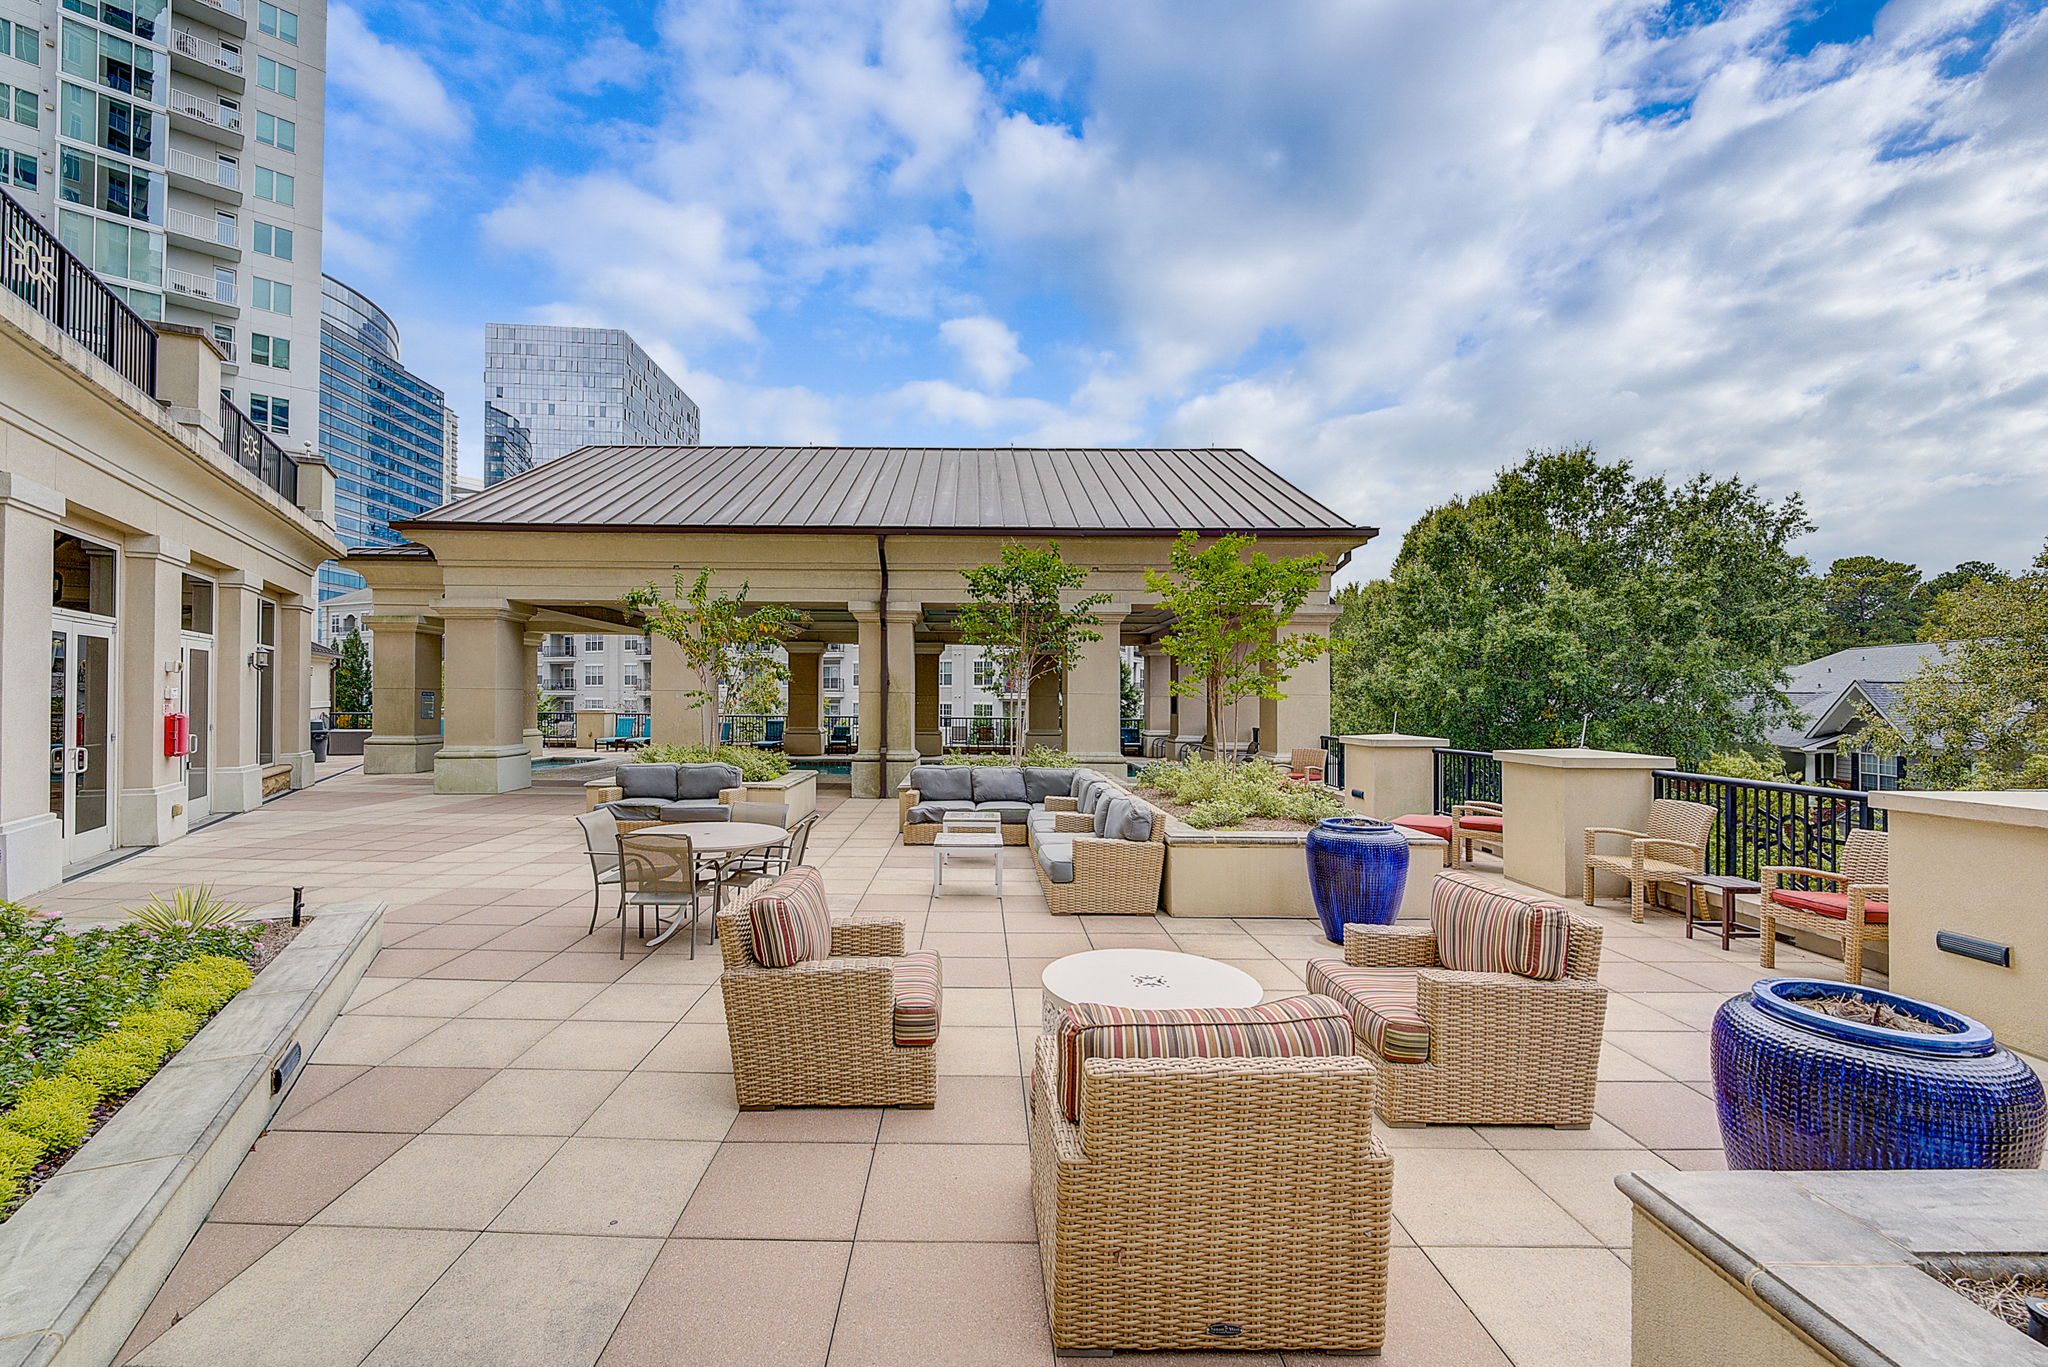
[1028, 1033, 1391, 1355]
[1039, 796, 1168, 916]
[1758, 828, 1888, 985]
[1452, 799, 1505, 866]
[1287, 747, 1326, 781]
[1582, 797, 1717, 923]
[716, 884, 937, 1110]
[1308, 878, 1607, 1127]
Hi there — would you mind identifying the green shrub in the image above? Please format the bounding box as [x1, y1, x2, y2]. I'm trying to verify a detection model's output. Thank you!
[632, 743, 791, 781]
[117, 1005, 202, 1049]
[0, 1129, 40, 1205]
[60, 1038, 157, 1097]
[940, 745, 1077, 767]
[1137, 757, 1345, 830]
[156, 957, 252, 1016]
[3, 1077, 94, 1152]
[125, 884, 246, 934]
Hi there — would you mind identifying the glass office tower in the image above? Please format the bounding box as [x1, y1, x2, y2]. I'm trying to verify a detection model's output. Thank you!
[482, 322, 698, 478]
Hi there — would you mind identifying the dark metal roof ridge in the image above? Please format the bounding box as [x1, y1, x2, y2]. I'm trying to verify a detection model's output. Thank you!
[389, 519, 1377, 540]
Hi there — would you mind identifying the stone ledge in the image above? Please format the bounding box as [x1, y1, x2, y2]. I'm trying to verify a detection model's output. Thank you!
[0, 903, 384, 1367]
[1496, 746, 1675, 770]
[1871, 788, 2048, 830]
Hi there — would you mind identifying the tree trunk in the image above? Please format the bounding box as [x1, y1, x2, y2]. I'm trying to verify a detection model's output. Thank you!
[1207, 674, 1225, 762]
[701, 661, 721, 752]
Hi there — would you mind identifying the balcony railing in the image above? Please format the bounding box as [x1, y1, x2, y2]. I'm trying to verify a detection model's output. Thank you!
[220, 394, 298, 501]
[171, 30, 244, 74]
[166, 267, 235, 304]
[167, 148, 239, 189]
[168, 88, 242, 131]
[1653, 770, 1886, 882]
[1433, 747, 1502, 814]
[166, 206, 237, 246]
[186, 0, 245, 21]
[1, 187, 158, 393]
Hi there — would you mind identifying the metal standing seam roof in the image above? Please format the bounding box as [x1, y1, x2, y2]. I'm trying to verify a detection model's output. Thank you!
[395, 446, 1374, 539]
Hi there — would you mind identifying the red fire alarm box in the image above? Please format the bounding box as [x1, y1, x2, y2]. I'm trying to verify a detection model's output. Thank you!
[164, 713, 190, 758]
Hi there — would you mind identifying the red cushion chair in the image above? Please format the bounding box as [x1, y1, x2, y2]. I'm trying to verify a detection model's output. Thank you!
[1766, 889, 1889, 925]
[1758, 829, 1889, 985]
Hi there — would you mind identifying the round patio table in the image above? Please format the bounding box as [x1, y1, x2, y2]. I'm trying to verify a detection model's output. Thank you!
[630, 820, 789, 948]
[1040, 948, 1263, 1032]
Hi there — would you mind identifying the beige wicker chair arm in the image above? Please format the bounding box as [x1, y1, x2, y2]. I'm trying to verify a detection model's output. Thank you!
[1582, 826, 1647, 856]
[719, 787, 744, 806]
[1053, 811, 1096, 833]
[1845, 884, 1889, 926]
[1564, 915, 1605, 979]
[1031, 1037, 1089, 1165]
[1760, 864, 1845, 890]
[1076, 1053, 1379, 1161]
[586, 783, 623, 809]
[830, 919, 905, 957]
[1071, 835, 1166, 883]
[1044, 795, 1078, 812]
[1634, 837, 1704, 865]
[897, 786, 921, 823]
[1413, 967, 1608, 1025]
[1452, 800, 1503, 817]
[1341, 922, 1438, 968]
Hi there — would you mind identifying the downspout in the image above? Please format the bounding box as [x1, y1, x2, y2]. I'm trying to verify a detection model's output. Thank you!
[875, 535, 890, 780]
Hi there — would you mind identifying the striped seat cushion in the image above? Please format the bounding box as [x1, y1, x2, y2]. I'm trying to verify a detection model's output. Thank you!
[891, 951, 943, 1046]
[1431, 871, 1572, 981]
[1771, 889, 1889, 925]
[1393, 814, 1453, 841]
[1053, 995, 1354, 1123]
[1306, 959, 1431, 1065]
[743, 866, 833, 967]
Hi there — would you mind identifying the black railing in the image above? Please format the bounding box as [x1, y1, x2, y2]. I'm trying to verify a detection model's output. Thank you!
[939, 716, 1020, 751]
[1653, 771, 1886, 882]
[219, 394, 299, 502]
[1320, 734, 1345, 791]
[1434, 748, 1501, 814]
[2, 187, 158, 393]
[328, 711, 371, 729]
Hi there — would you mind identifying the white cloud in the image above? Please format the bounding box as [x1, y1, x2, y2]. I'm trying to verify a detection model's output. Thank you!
[888, 379, 1058, 429]
[939, 314, 1026, 388]
[328, 6, 469, 141]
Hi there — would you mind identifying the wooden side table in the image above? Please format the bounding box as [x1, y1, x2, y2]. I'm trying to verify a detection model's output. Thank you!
[1684, 874, 1762, 951]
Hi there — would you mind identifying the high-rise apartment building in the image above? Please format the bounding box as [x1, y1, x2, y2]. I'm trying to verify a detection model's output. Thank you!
[482, 400, 531, 485]
[483, 322, 699, 475]
[0, 0, 326, 453]
[315, 273, 449, 627]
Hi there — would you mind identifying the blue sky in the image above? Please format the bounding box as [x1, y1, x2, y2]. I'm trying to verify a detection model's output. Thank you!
[326, 0, 2048, 579]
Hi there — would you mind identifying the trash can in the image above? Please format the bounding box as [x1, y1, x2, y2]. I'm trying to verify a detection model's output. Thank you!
[310, 721, 330, 763]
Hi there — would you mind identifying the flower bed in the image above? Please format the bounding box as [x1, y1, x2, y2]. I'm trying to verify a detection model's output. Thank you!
[633, 742, 791, 781]
[0, 896, 277, 1218]
[1137, 757, 1344, 830]
[939, 745, 1077, 767]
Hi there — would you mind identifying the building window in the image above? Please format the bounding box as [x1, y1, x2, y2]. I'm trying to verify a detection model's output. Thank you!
[582, 635, 602, 652]
[56, 1, 162, 43]
[248, 331, 289, 368]
[257, 2, 298, 43]
[56, 209, 162, 289]
[61, 20, 155, 102]
[938, 656, 952, 687]
[583, 667, 604, 686]
[938, 702, 953, 728]
[212, 322, 233, 359]
[822, 667, 842, 692]
[0, 81, 36, 127]
[252, 221, 292, 260]
[57, 147, 163, 223]
[247, 394, 289, 433]
[2, 18, 41, 65]
[255, 110, 294, 150]
[251, 276, 291, 313]
[973, 656, 995, 689]
[582, 696, 603, 710]
[2, 148, 35, 189]
[624, 637, 643, 653]
[253, 166, 293, 205]
[623, 671, 641, 690]
[59, 81, 156, 161]
[255, 55, 296, 97]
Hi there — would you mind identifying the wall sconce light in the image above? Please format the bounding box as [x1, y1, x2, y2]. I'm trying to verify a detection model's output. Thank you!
[249, 645, 274, 670]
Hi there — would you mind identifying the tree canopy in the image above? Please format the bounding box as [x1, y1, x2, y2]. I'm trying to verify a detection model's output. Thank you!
[625, 570, 805, 749]
[333, 628, 371, 718]
[1331, 446, 1820, 766]
[1813, 556, 2012, 650]
[956, 542, 1107, 760]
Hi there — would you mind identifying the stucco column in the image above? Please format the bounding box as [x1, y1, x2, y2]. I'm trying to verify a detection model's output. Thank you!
[1340, 734, 1449, 818]
[363, 612, 443, 775]
[850, 604, 884, 797]
[0, 474, 66, 897]
[211, 573, 266, 806]
[1170, 653, 1202, 743]
[882, 603, 919, 788]
[434, 602, 533, 794]
[782, 641, 825, 756]
[275, 597, 315, 788]
[1064, 609, 1127, 764]
[649, 633, 709, 748]
[521, 630, 545, 757]
[1025, 670, 1062, 753]
[1498, 748, 1673, 899]
[116, 535, 189, 849]
[1140, 646, 1171, 753]
[914, 640, 943, 758]
[1260, 607, 1336, 762]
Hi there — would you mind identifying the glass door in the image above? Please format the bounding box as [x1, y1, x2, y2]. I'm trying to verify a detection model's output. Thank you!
[183, 640, 212, 818]
[49, 619, 116, 862]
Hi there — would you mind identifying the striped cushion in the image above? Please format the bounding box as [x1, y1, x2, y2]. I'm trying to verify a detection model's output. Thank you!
[743, 866, 833, 967]
[1431, 871, 1572, 981]
[1306, 959, 1431, 1064]
[891, 950, 943, 1046]
[1772, 889, 1889, 925]
[1053, 995, 1354, 1123]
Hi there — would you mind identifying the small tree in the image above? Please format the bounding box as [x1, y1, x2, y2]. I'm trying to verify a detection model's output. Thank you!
[956, 542, 1108, 761]
[1144, 531, 1330, 756]
[1119, 656, 1142, 726]
[333, 627, 372, 718]
[722, 641, 788, 742]
[625, 570, 805, 750]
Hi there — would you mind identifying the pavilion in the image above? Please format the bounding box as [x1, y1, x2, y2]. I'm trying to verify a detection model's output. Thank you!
[345, 445, 1374, 797]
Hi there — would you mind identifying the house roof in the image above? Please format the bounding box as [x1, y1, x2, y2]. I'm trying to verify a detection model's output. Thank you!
[396, 445, 1373, 540]
[1768, 644, 1944, 749]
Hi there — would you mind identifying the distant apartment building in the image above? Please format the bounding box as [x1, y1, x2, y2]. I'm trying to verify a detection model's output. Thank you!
[818, 644, 1022, 744]
[482, 400, 529, 485]
[0, 0, 327, 453]
[539, 630, 650, 719]
[482, 322, 699, 474]
[314, 273, 449, 630]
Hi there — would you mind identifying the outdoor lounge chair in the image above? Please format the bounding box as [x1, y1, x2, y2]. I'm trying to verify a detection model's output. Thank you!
[616, 829, 705, 958]
[1758, 828, 1888, 985]
[1288, 746, 1327, 782]
[1582, 797, 1717, 923]
[1306, 871, 1607, 1127]
[1035, 780, 1169, 916]
[574, 809, 623, 934]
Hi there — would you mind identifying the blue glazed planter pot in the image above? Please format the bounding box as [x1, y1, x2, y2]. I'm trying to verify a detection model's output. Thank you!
[1305, 816, 1411, 944]
[1710, 978, 2047, 1171]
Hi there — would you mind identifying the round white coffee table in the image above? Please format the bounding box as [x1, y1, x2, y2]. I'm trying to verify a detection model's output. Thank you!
[1040, 949, 1263, 1031]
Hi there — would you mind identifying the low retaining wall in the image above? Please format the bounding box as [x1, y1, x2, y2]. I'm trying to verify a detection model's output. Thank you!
[1160, 822, 1443, 920]
[324, 728, 369, 757]
[0, 903, 383, 1367]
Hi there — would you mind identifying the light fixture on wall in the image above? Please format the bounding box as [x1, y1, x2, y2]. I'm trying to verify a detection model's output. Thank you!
[249, 645, 273, 670]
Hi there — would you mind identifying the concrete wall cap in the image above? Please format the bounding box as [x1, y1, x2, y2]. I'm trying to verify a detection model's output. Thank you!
[1339, 733, 1451, 748]
[1870, 788, 2048, 830]
[1495, 747, 1675, 769]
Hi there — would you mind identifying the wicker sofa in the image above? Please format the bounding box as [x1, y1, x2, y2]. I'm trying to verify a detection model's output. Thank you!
[1306, 871, 1608, 1127]
[896, 764, 1079, 845]
[585, 761, 743, 825]
[1027, 771, 1168, 916]
[1029, 999, 1391, 1355]
[716, 866, 939, 1109]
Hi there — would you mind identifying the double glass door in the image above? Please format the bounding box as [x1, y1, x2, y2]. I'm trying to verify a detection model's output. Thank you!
[183, 638, 213, 822]
[49, 617, 115, 862]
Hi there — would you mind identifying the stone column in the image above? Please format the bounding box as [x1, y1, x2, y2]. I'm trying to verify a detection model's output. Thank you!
[882, 603, 919, 788]
[1259, 607, 1336, 762]
[1170, 653, 1202, 745]
[363, 612, 443, 775]
[116, 535, 189, 849]
[649, 634, 708, 748]
[0, 474, 66, 897]
[434, 602, 533, 794]
[782, 641, 825, 756]
[849, 603, 885, 796]
[275, 597, 315, 788]
[914, 641, 944, 758]
[212, 573, 267, 806]
[1340, 734, 1449, 819]
[521, 630, 546, 757]
[1024, 670, 1063, 753]
[1497, 748, 1673, 899]
[1140, 646, 1172, 753]
[1064, 609, 1127, 765]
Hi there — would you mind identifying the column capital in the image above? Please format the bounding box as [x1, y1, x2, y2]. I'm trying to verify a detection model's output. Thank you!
[123, 535, 190, 565]
[365, 612, 444, 635]
[432, 598, 531, 624]
[784, 639, 827, 656]
[846, 600, 881, 620]
[914, 639, 945, 656]
[522, 630, 549, 649]
[884, 598, 923, 618]
[0, 472, 66, 519]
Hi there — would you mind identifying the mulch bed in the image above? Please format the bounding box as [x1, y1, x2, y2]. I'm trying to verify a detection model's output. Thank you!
[1804, 993, 1947, 1035]
[1131, 789, 1318, 833]
[1932, 1269, 2048, 1334]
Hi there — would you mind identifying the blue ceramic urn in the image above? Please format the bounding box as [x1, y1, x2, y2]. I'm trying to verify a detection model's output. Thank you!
[1305, 816, 1411, 944]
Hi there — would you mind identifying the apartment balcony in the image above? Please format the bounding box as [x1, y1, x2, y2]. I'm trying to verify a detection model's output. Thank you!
[179, 0, 248, 38]
[164, 266, 235, 313]
[168, 30, 247, 90]
[164, 206, 239, 260]
[166, 148, 242, 203]
[166, 87, 244, 144]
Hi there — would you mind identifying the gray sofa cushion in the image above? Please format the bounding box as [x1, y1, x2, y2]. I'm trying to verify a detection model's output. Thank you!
[657, 799, 732, 823]
[1028, 809, 1060, 834]
[907, 799, 977, 824]
[617, 763, 679, 801]
[971, 767, 1027, 804]
[1034, 837, 1075, 884]
[677, 763, 742, 800]
[909, 765, 974, 802]
[1109, 799, 1155, 842]
[1093, 796, 1124, 837]
[604, 799, 665, 822]
[1023, 767, 1077, 805]
[974, 800, 1031, 824]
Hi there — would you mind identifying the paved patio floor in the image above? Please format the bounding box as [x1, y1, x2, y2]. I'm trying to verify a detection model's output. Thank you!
[32, 770, 1908, 1366]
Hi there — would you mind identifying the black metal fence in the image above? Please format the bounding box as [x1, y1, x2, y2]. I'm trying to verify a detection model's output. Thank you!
[2, 187, 158, 393]
[1653, 770, 1886, 881]
[940, 716, 1020, 751]
[219, 394, 299, 502]
[1434, 748, 1501, 814]
[1320, 735, 1345, 791]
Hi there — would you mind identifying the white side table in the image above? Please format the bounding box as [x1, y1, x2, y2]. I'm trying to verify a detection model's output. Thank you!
[933, 830, 1003, 890]
[1040, 949, 1264, 1031]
